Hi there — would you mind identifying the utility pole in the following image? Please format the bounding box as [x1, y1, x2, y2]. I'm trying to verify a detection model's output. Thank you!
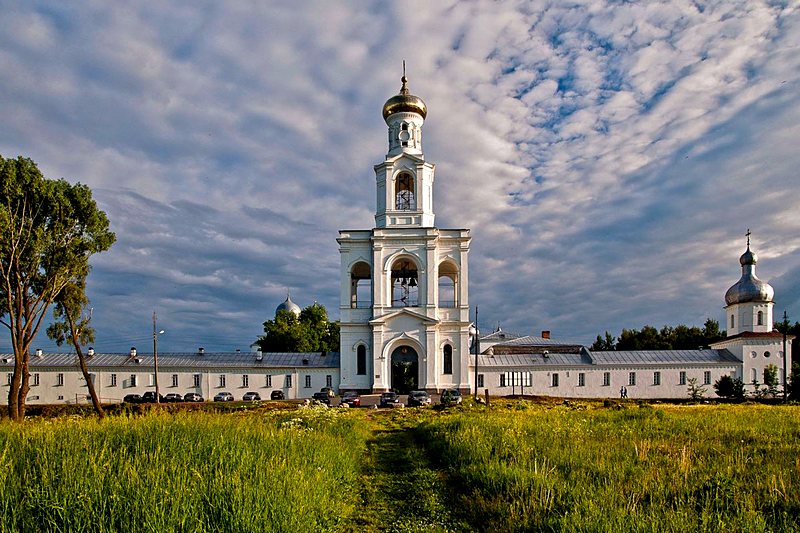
[153, 311, 160, 404]
[474, 306, 480, 399]
[782, 310, 789, 401]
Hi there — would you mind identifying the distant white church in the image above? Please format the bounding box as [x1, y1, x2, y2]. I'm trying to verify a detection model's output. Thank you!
[0, 76, 792, 405]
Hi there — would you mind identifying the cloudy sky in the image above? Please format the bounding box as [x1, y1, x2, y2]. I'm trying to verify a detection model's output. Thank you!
[1, 1, 799, 353]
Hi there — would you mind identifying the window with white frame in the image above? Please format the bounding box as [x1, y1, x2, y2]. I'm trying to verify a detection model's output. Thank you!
[603, 372, 610, 386]
[285, 375, 292, 388]
[304, 375, 312, 388]
[242, 374, 249, 388]
[193, 374, 201, 388]
[219, 375, 226, 388]
[57, 373, 64, 387]
[751, 368, 757, 383]
[6, 373, 11, 385]
[704, 371, 711, 385]
[499, 374, 506, 387]
[149, 373, 155, 386]
[477, 374, 484, 388]
[32, 373, 40, 386]
[653, 371, 661, 386]
[266, 375, 272, 388]
[130, 374, 137, 387]
[171, 374, 178, 387]
[326, 375, 332, 388]
[110, 374, 117, 387]
[628, 372, 636, 386]
[578, 373, 585, 387]
[679, 371, 686, 385]
[552, 373, 559, 387]
[757, 311, 764, 326]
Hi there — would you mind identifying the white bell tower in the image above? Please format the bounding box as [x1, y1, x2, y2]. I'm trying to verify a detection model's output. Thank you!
[338, 68, 472, 394]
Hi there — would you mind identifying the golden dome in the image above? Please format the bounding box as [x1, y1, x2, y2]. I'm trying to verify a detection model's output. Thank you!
[382, 74, 427, 121]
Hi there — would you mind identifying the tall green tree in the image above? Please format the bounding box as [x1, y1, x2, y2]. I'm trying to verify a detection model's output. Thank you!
[0, 156, 114, 421]
[47, 275, 104, 418]
[255, 303, 339, 353]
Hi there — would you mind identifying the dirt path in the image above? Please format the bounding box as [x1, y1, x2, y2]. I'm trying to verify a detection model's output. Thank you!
[343, 415, 465, 532]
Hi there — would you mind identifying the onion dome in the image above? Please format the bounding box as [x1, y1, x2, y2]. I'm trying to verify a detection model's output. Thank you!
[725, 245, 774, 305]
[276, 294, 301, 316]
[382, 73, 427, 121]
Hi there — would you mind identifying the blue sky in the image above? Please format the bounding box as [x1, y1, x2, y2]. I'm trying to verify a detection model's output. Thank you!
[1, 1, 799, 352]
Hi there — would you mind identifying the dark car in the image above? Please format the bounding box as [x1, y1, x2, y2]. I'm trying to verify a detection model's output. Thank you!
[183, 392, 204, 402]
[407, 390, 431, 407]
[213, 391, 234, 402]
[270, 390, 285, 400]
[311, 391, 331, 406]
[340, 391, 361, 407]
[379, 392, 400, 408]
[163, 393, 183, 403]
[440, 389, 463, 406]
[242, 391, 261, 401]
[123, 393, 142, 403]
[141, 391, 163, 403]
[320, 387, 336, 398]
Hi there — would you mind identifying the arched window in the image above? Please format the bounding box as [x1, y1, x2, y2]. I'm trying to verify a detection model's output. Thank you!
[356, 345, 367, 375]
[443, 344, 453, 375]
[395, 173, 415, 210]
[438, 261, 458, 308]
[391, 258, 418, 307]
[757, 311, 763, 326]
[730, 314, 735, 329]
[350, 261, 372, 309]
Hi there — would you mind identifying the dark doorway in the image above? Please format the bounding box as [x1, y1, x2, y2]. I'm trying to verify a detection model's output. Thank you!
[390, 345, 419, 393]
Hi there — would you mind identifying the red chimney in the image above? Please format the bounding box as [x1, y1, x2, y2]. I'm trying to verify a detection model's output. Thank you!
[541, 330, 551, 339]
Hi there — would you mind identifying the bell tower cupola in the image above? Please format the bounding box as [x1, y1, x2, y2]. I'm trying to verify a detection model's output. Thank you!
[375, 63, 436, 228]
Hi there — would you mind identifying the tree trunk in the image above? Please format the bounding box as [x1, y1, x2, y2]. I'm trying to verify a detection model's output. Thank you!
[7, 345, 29, 422]
[68, 314, 104, 418]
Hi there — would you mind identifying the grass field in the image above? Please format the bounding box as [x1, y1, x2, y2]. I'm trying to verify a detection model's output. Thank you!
[0, 400, 798, 532]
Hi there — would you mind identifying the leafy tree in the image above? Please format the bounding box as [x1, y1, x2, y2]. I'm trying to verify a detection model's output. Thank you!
[590, 331, 616, 351]
[255, 304, 339, 353]
[788, 363, 800, 401]
[763, 364, 779, 397]
[0, 156, 114, 421]
[687, 377, 707, 401]
[595, 319, 723, 351]
[713, 375, 745, 400]
[46, 275, 104, 418]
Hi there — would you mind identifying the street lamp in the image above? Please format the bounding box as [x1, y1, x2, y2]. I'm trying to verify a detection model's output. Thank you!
[153, 311, 165, 404]
[473, 306, 480, 399]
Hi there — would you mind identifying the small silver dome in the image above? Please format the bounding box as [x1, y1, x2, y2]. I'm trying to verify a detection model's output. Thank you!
[276, 295, 301, 316]
[725, 246, 774, 305]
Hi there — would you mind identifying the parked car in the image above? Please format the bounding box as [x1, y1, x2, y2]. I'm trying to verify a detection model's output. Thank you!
[163, 393, 183, 403]
[183, 392, 204, 402]
[440, 389, 463, 406]
[407, 390, 431, 407]
[213, 392, 234, 402]
[141, 391, 163, 403]
[320, 387, 335, 398]
[270, 390, 286, 400]
[311, 391, 331, 406]
[340, 391, 361, 407]
[379, 392, 400, 408]
[123, 393, 142, 403]
[242, 391, 261, 401]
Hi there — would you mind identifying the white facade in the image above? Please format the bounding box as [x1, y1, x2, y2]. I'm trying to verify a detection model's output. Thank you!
[338, 75, 472, 393]
[0, 351, 339, 405]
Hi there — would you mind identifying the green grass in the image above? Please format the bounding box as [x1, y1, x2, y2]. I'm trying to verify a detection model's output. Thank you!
[417, 401, 800, 532]
[0, 401, 798, 532]
[0, 406, 368, 532]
